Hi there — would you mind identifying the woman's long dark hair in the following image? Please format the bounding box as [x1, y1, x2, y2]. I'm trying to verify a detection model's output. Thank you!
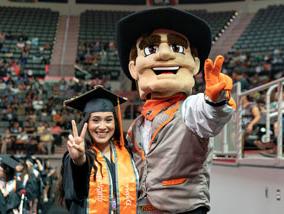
[58, 109, 122, 206]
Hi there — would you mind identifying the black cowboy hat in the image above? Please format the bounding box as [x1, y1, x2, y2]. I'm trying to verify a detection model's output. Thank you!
[116, 7, 212, 80]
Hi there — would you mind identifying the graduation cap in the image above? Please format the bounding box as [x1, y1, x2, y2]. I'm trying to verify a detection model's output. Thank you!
[116, 7, 212, 79]
[0, 154, 20, 169]
[64, 85, 127, 113]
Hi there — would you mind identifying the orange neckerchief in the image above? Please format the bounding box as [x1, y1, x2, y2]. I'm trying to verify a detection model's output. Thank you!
[141, 93, 187, 121]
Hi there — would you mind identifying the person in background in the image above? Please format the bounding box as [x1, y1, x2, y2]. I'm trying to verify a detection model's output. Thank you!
[240, 95, 261, 151]
[0, 155, 25, 214]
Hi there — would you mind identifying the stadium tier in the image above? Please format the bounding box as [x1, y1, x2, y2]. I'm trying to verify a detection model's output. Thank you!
[0, 7, 59, 78]
[76, 9, 236, 80]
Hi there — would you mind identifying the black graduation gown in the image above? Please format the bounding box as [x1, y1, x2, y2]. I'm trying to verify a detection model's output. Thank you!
[63, 153, 92, 214]
[26, 172, 41, 201]
[0, 180, 24, 214]
[0, 191, 6, 214]
[63, 152, 118, 214]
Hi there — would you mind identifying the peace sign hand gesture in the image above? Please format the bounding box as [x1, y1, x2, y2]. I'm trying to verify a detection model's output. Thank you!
[67, 120, 88, 165]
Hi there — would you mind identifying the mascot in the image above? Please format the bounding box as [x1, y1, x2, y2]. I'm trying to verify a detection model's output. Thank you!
[116, 7, 236, 214]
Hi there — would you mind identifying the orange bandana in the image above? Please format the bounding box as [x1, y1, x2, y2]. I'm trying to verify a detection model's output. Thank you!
[141, 93, 186, 121]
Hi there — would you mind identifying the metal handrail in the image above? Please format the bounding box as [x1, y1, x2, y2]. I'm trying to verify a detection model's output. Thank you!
[265, 84, 278, 142]
[276, 83, 283, 158]
[237, 77, 284, 160]
[239, 76, 284, 96]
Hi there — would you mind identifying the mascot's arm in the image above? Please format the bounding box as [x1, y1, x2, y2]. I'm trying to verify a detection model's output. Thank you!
[204, 55, 236, 110]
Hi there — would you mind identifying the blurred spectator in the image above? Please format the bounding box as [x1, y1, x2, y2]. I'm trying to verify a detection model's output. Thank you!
[232, 69, 250, 91]
[31, 37, 39, 47]
[0, 79, 7, 90]
[19, 46, 29, 67]
[32, 95, 44, 112]
[259, 92, 284, 157]
[51, 122, 63, 147]
[241, 95, 261, 151]
[2, 105, 17, 121]
[37, 122, 54, 155]
[0, 32, 5, 50]
[0, 129, 12, 154]
[23, 117, 36, 135]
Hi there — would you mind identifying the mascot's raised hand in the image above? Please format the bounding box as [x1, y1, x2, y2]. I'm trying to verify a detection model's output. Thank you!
[204, 55, 236, 110]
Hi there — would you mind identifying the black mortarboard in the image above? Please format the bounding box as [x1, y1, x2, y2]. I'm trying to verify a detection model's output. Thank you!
[0, 155, 19, 169]
[64, 85, 127, 113]
[116, 7, 212, 79]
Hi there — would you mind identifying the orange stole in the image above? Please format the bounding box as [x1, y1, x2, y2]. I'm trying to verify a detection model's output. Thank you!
[88, 144, 137, 214]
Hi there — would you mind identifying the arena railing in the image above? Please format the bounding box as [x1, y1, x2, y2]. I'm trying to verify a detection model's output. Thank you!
[212, 77, 284, 165]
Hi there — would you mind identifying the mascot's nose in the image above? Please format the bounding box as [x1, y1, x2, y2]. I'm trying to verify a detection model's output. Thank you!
[155, 43, 175, 61]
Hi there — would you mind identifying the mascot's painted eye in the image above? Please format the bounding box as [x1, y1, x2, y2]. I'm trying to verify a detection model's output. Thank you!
[144, 45, 158, 56]
[170, 44, 185, 54]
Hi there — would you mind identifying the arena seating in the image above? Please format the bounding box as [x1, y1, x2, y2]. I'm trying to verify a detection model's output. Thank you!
[76, 9, 236, 80]
[229, 5, 284, 75]
[233, 5, 284, 54]
[189, 10, 237, 42]
[77, 0, 145, 4]
[0, 7, 59, 78]
[1, 5, 283, 157]
[76, 10, 132, 80]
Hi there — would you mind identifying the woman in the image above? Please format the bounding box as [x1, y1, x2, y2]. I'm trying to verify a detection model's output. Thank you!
[60, 86, 138, 214]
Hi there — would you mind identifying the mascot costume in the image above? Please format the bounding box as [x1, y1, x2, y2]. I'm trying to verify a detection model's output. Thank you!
[116, 7, 236, 214]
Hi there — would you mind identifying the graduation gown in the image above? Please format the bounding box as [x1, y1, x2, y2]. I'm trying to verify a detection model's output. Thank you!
[63, 153, 92, 214]
[0, 180, 24, 214]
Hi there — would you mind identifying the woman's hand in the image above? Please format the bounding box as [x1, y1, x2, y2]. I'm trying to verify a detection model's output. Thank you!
[67, 120, 88, 165]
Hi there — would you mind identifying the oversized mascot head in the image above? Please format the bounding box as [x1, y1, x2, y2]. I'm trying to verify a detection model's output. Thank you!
[116, 7, 211, 100]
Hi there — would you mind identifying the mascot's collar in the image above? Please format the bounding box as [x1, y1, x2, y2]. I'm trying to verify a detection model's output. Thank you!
[141, 93, 186, 121]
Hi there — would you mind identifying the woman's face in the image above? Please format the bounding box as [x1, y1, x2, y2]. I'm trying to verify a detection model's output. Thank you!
[88, 112, 115, 146]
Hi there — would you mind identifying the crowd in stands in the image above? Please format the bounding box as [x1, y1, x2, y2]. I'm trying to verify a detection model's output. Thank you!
[0, 155, 58, 213]
[0, 31, 51, 79]
[75, 40, 119, 80]
[1, 44, 284, 156]
[0, 4, 283, 157]
[223, 48, 284, 156]
[0, 73, 114, 155]
[193, 48, 284, 94]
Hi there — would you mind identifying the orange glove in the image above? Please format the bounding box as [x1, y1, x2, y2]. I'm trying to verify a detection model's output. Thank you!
[204, 55, 236, 110]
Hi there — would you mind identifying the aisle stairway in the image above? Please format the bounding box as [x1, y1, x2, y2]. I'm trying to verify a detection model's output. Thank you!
[49, 15, 80, 77]
[210, 12, 255, 58]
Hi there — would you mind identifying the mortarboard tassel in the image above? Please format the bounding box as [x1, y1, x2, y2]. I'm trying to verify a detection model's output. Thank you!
[116, 97, 125, 147]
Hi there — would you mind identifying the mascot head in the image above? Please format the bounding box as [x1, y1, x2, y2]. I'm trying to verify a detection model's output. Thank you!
[116, 7, 211, 100]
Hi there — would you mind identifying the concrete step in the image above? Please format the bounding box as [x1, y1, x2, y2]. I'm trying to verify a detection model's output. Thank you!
[210, 12, 255, 58]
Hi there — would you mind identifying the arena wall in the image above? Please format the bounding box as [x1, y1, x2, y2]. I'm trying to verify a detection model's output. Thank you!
[0, 0, 283, 15]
